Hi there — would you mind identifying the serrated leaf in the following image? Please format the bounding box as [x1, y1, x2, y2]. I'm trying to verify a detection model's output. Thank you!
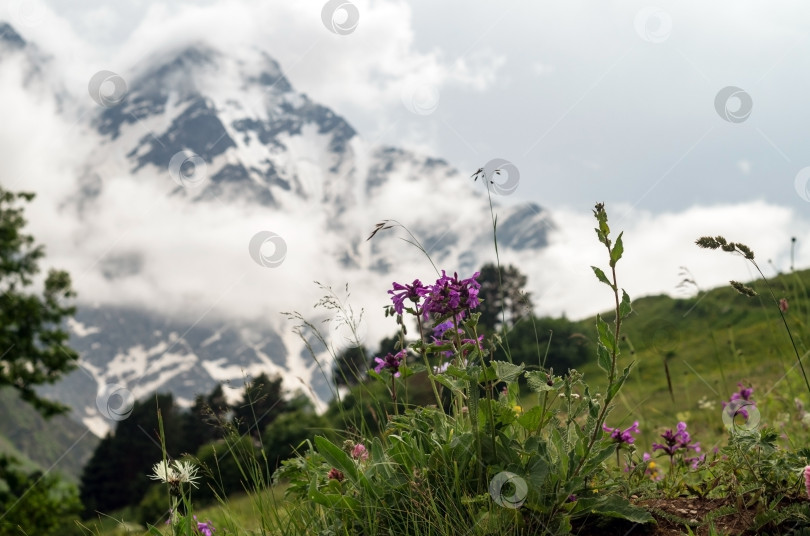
[608, 362, 634, 400]
[597, 344, 611, 373]
[444, 364, 472, 380]
[591, 266, 614, 289]
[477, 364, 499, 383]
[619, 289, 632, 318]
[433, 373, 467, 395]
[492, 361, 524, 383]
[596, 315, 616, 354]
[580, 443, 615, 477]
[609, 232, 624, 267]
[525, 371, 561, 392]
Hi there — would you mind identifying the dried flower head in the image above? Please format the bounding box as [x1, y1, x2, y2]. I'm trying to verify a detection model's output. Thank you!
[328, 468, 345, 481]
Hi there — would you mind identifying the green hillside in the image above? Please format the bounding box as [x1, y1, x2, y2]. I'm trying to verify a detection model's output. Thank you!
[568, 266, 810, 454]
[0, 387, 99, 483]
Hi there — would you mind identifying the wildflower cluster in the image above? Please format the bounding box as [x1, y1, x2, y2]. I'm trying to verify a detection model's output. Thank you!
[652, 422, 702, 469]
[388, 270, 481, 320]
[722, 382, 755, 419]
[384, 270, 484, 378]
[373, 350, 406, 377]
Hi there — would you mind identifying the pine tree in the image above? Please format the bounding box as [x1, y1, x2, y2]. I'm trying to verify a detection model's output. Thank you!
[233, 373, 285, 438]
[476, 263, 533, 332]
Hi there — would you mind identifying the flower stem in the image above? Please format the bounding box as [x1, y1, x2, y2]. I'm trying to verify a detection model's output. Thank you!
[417, 313, 444, 409]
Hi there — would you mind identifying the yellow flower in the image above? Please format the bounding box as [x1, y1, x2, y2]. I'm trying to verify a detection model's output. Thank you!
[512, 405, 522, 414]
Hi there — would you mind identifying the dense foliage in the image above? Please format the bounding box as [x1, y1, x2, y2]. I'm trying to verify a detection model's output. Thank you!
[0, 186, 78, 416]
[0, 455, 83, 536]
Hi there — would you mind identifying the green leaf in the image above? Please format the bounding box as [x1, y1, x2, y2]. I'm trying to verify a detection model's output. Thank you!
[314, 436, 358, 483]
[477, 364, 499, 383]
[587, 494, 654, 524]
[580, 442, 616, 476]
[596, 343, 611, 373]
[492, 360, 524, 383]
[516, 405, 545, 430]
[433, 373, 467, 395]
[590, 266, 614, 289]
[608, 362, 634, 400]
[619, 289, 632, 318]
[588, 396, 600, 419]
[596, 314, 616, 354]
[444, 364, 472, 380]
[308, 479, 360, 510]
[609, 231, 624, 267]
[525, 453, 549, 489]
[550, 427, 568, 478]
[525, 371, 561, 392]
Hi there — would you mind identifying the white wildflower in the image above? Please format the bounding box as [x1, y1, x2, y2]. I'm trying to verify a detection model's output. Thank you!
[149, 459, 200, 489]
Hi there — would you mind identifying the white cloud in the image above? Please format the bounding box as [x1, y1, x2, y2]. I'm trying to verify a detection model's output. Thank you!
[5, 0, 810, 345]
[527, 201, 809, 320]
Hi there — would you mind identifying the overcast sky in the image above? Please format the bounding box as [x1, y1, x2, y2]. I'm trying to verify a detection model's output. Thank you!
[4, 0, 810, 324]
[18, 0, 810, 212]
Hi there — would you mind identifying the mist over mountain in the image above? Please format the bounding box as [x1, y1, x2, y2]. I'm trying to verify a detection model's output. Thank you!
[0, 22, 553, 436]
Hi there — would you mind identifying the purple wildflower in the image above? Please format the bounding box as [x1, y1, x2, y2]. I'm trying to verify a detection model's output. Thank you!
[422, 270, 481, 319]
[652, 421, 700, 457]
[460, 334, 485, 357]
[432, 319, 462, 340]
[684, 453, 706, 470]
[603, 421, 640, 445]
[722, 383, 755, 419]
[373, 350, 406, 377]
[193, 516, 216, 536]
[431, 319, 463, 357]
[388, 279, 429, 315]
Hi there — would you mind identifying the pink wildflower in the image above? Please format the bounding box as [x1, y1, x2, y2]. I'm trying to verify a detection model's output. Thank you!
[351, 443, 369, 461]
[804, 466, 810, 499]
